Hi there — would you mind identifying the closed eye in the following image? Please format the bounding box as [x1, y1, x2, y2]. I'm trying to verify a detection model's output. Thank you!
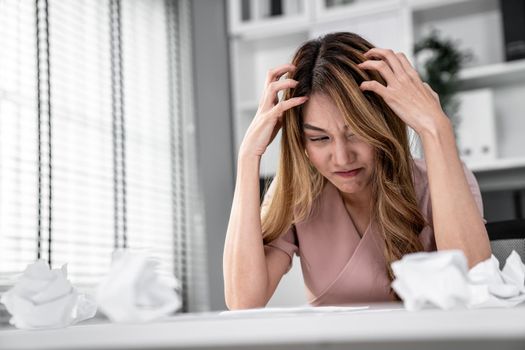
[310, 136, 329, 142]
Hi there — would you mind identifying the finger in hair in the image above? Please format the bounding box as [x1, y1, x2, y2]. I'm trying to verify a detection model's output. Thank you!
[271, 96, 308, 116]
[395, 52, 422, 82]
[358, 60, 396, 85]
[359, 80, 388, 98]
[264, 64, 296, 87]
[261, 79, 299, 110]
[363, 47, 405, 75]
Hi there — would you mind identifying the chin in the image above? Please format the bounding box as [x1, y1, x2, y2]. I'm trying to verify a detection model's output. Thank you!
[331, 180, 361, 194]
[338, 185, 362, 194]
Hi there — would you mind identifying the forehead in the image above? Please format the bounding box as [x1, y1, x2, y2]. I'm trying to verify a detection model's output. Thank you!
[302, 93, 348, 131]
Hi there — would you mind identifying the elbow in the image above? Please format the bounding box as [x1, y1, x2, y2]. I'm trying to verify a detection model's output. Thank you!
[468, 249, 492, 269]
[225, 299, 266, 311]
[224, 288, 268, 310]
[466, 243, 492, 269]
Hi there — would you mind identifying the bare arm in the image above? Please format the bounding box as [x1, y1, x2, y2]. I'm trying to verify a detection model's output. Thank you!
[419, 118, 491, 267]
[223, 65, 308, 309]
[223, 155, 269, 309]
[359, 48, 491, 268]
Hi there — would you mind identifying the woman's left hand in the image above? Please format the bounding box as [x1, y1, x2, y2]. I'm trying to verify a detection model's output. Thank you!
[358, 48, 448, 136]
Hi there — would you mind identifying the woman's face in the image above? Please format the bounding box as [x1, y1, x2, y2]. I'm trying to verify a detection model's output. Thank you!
[302, 93, 375, 199]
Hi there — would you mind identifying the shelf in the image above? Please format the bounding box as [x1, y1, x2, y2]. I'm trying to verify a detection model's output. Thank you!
[313, 0, 401, 24]
[231, 0, 403, 41]
[459, 59, 525, 90]
[230, 16, 309, 41]
[228, 0, 311, 40]
[467, 157, 525, 191]
[408, 0, 480, 12]
[468, 157, 525, 173]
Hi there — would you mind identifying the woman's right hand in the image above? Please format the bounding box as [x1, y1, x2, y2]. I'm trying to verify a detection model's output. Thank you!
[239, 64, 308, 159]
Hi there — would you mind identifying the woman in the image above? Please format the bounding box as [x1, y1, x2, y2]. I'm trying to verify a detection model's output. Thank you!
[223, 32, 491, 309]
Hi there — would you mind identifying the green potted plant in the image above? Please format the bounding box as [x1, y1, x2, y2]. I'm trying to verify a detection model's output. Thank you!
[414, 30, 472, 132]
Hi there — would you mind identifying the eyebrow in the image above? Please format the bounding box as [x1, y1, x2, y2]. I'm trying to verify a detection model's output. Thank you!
[303, 123, 349, 132]
[303, 123, 326, 132]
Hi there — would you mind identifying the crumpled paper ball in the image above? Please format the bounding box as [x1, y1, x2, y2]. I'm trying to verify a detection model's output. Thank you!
[467, 251, 525, 308]
[391, 250, 471, 310]
[0, 260, 97, 329]
[391, 250, 525, 311]
[96, 250, 182, 323]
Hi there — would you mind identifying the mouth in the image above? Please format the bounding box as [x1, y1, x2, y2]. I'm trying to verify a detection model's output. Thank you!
[334, 168, 362, 178]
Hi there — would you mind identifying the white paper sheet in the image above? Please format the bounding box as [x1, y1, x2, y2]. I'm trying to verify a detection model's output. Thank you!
[219, 305, 370, 317]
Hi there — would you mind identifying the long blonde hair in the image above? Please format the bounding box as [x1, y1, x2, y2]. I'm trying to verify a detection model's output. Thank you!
[261, 32, 426, 281]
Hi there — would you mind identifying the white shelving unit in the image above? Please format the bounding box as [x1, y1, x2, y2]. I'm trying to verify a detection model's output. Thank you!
[460, 59, 525, 89]
[227, 0, 525, 190]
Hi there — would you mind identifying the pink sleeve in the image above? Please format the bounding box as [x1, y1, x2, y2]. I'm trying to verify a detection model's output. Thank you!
[265, 226, 299, 260]
[462, 163, 486, 223]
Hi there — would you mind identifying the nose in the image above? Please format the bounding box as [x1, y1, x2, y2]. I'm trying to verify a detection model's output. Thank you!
[332, 139, 351, 167]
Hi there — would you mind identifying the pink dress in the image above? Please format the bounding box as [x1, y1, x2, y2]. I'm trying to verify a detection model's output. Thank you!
[263, 158, 485, 306]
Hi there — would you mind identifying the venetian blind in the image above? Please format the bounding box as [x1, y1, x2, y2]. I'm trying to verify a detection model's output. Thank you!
[0, 0, 208, 312]
[0, 0, 39, 285]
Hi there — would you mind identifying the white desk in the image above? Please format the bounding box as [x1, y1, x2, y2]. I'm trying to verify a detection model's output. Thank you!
[1, 302, 525, 350]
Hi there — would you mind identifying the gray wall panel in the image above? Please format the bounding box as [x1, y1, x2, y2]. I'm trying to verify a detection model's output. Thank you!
[192, 0, 234, 311]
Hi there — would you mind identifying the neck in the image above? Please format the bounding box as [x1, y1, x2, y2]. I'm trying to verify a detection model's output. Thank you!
[339, 185, 372, 213]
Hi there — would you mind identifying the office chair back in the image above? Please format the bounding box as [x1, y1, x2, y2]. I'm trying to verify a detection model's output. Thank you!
[485, 219, 525, 268]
